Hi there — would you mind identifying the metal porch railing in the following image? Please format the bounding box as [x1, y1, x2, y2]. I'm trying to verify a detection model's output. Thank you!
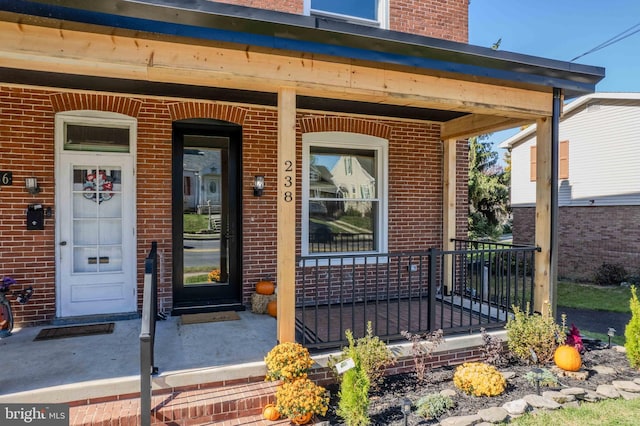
[296, 241, 539, 350]
[140, 242, 158, 426]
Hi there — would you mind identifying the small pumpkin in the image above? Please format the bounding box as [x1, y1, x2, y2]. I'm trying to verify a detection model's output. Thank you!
[291, 412, 313, 425]
[267, 300, 277, 318]
[263, 403, 280, 421]
[256, 280, 275, 295]
[554, 344, 582, 371]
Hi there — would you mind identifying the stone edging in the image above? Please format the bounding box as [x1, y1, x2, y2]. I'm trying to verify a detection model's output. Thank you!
[438, 372, 640, 425]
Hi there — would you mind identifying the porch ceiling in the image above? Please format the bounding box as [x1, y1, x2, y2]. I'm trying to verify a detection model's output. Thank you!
[0, 0, 605, 138]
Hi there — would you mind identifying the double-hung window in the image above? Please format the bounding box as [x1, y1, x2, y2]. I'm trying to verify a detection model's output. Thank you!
[302, 132, 388, 257]
[304, 0, 389, 28]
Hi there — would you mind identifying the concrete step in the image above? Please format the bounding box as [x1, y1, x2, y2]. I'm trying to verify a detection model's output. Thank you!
[68, 380, 281, 426]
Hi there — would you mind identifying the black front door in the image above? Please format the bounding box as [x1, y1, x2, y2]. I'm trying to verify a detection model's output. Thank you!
[172, 120, 242, 313]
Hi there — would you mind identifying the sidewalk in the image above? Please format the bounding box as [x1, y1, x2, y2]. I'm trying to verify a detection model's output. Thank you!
[0, 311, 278, 403]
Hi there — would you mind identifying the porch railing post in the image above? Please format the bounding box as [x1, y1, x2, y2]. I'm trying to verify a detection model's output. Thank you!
[140, 242, 158, 426]
[428, 247, 438, 331]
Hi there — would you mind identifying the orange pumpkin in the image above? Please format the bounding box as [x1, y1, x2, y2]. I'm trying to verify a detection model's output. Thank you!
[263, 403, 280, 421]
[256, 280, 275, 295]
[291, 412, 313, 425]
[554, 345, 582, 371]
[267, 300, 277, 318]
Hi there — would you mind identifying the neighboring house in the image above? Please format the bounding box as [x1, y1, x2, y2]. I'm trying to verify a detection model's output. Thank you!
[0, 0, 603, 349]
[500, 93, 640, 281]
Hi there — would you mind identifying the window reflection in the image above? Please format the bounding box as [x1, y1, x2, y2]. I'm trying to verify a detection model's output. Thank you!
[308, 147, 377, 253]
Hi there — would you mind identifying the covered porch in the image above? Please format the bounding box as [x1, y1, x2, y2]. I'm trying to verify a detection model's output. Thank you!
[0, 0, 605, 340]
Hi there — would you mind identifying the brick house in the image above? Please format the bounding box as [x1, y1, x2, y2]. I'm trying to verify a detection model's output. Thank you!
[500, 93, 640, 282]
[0, 0, 603, 345]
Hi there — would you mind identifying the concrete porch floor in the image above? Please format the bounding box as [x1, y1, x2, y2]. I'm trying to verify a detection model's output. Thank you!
[0, 310, 279, 404]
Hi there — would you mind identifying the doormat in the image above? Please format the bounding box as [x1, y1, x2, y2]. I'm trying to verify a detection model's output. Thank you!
[34, 323, 115, 341]
[181, 311, 240, 325]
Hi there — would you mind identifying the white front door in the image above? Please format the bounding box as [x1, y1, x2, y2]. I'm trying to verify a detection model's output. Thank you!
[56, 155, 136, 317]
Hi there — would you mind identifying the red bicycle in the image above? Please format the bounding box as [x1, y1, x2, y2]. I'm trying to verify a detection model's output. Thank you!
[1, 277, 33, 338]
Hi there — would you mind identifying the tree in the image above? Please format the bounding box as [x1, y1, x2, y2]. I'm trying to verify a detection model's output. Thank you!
[468, 135, 510, 239]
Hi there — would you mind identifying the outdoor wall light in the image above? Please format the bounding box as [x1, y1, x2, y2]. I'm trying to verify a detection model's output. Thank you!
[25, 177, 41, 195]
[253, 175, 265, 197]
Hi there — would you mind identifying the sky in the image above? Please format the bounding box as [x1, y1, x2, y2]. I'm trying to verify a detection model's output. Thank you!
[468, 0, 640, 156]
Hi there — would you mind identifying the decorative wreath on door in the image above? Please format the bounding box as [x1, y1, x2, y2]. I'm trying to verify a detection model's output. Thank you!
[83, 170, 114, 204]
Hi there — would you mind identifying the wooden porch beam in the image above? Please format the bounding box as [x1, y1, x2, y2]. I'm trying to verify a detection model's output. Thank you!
[533, 117, 552, 315]
[440, 114, 531, 140]
[0, 20, 553, 118]
[276, 87, 297, 343]
[442, 138, 457, 294]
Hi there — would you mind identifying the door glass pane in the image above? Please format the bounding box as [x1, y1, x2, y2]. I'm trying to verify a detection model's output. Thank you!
[72, 166, 123, 273]
[183, 147, 225, 286]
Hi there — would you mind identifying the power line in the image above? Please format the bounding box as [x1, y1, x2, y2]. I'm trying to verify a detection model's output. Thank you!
[571, 21, 640, 62]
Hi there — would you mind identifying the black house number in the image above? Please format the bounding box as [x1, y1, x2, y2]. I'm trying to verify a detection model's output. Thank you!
[0, 171, 12, 186]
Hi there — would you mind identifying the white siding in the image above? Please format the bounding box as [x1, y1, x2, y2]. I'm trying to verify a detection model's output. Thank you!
[510, 136, 536, 207]
[509, 99, 640, 207]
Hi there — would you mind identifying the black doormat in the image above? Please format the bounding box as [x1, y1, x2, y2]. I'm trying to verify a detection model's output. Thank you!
[34, 323, 115, 341]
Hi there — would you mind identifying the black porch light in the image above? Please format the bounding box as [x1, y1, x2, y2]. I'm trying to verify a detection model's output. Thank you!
[253, 175, 264, 196]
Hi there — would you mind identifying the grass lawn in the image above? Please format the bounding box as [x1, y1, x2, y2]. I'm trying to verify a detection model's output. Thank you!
[557, 281, 633, 346]
[506, 396, 640, 425]
[558, 281, 632, 313]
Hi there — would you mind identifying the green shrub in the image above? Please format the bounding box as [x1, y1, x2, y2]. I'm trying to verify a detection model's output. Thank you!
[594, 263, 627, 286]
[453, 362, 506, 397]
[505, 303, 565, 365]
[415, 393, 455, 420]
[625, 285, 640, 369]
[336, 329, 370, 426]
[524, 368, 559, 388]
[328, 322, 395, 389]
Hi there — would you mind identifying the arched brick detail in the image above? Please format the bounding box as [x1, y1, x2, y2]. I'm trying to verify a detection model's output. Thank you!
[300, 116, 392, 140]
[50, 93, 143, 117]
[167, 102, 247, 125]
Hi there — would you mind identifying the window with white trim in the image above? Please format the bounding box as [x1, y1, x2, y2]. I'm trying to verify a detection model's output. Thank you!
[304, 0, 389, 28]
[302, 132, 388, 256]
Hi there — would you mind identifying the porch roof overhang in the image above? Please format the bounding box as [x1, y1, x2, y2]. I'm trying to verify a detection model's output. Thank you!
[0, 0, 605, 139]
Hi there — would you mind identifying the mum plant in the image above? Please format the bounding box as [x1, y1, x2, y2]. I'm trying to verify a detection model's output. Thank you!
[275, 377, 329, 423]
[265, 342, 314, 382]
[453, 362, 506, 397]
[207, 269, 221, 282]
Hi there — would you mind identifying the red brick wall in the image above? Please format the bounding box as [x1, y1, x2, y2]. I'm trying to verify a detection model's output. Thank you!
[512, 206, 640, 281]
[389, 0, 469, 42]
[212, 0, 302, 14]
[1, 84, 466, 326]
[211, 0, 469, 42]
[0, 86, 56, 325]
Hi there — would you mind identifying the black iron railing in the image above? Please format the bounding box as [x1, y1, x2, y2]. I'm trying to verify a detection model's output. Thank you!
[139, 242, 158, 426]
[296, 241, 538, 350]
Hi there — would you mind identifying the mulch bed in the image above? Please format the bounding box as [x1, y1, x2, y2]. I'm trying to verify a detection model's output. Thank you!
[321, 341, 640, 425]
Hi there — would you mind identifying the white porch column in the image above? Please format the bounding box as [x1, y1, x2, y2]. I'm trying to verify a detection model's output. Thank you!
[277, 87, 297, 343]
[442, 138, 457, 294]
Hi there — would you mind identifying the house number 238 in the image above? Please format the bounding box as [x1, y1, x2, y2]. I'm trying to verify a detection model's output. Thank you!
[283, 160, 294, 202]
